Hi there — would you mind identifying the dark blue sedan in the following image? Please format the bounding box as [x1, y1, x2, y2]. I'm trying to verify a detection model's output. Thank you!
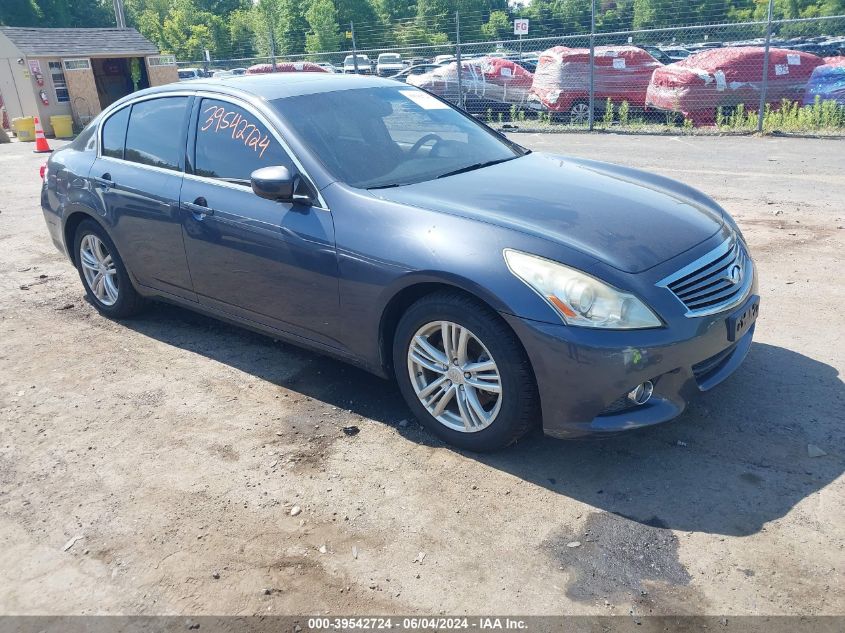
[41, 74, 758, 451]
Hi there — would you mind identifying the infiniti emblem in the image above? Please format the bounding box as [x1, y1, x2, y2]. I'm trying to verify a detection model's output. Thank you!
[727, 264, 742, 285]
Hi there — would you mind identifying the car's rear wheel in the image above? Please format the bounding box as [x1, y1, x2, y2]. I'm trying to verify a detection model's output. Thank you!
[393, 291, 539, 451]
[74, 219, 144, 318]
[569, 100, 592, 125]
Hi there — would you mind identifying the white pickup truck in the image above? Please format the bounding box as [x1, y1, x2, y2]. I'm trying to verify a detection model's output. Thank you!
[376, 53, 404, 77]
[343, 54, 372, 74]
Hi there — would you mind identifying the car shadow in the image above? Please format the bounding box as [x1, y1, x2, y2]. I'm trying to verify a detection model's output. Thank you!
[121, 301, 412, 422]
[123, 302, 843, 537]
[476, 336, 844, 536]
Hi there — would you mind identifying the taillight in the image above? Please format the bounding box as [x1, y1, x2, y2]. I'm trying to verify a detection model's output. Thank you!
[40, 164, 47, 180]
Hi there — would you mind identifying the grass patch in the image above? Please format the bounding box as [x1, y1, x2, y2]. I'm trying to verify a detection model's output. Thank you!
[716, 98, 845, 133]
[482, 97, 845, 136]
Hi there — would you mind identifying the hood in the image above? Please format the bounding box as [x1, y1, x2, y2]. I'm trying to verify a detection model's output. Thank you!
[371, 152, 725, 273]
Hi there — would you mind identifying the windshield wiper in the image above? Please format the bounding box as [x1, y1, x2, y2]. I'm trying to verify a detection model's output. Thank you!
[435, 156, 519, 180]
[368, 182, 403, 190]
[367, 154, 524, 189]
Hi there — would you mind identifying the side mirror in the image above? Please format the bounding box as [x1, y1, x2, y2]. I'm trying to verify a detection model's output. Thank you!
[251, 165, 296, 201]
[251, 166, 316, 206]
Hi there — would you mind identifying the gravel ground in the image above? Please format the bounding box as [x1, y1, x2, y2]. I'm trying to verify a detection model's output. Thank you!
[0, 133, 843, 617]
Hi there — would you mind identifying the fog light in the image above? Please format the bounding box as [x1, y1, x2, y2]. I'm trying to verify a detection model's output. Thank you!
[627, 381, 654, 405]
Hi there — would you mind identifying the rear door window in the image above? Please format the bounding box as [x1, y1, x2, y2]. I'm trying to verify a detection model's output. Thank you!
[124, 97, 189, 171]
[101, 106, 129, 159]
[193, 98, 293, 183]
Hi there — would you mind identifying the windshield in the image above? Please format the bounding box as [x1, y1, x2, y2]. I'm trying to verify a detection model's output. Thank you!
[344, 55, 367, 64]
[379, 54, 401, 63]
[272, 86, 524, 189]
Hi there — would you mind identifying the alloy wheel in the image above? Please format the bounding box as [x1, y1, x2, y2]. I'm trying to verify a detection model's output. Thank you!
[407, 320, 502, 433]
[570, 102, 590, 125]
[79, 234, 119, 306]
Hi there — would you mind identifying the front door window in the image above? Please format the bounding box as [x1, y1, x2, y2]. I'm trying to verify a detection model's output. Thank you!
[194, 98, 294, 183]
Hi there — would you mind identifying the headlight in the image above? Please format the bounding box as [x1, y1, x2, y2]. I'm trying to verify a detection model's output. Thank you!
[723, 215, 747, 245]
[504, 249, 662, 329]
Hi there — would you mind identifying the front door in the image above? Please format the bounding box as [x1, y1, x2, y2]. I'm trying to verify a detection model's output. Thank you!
[179, 96, 340, 348]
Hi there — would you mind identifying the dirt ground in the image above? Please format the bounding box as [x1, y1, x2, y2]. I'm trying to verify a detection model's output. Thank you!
[0, 133, 843, 617]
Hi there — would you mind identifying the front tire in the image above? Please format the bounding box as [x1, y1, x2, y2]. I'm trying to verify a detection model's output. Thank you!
[74, 219, 144, 318]
[393, 291, 539, 451]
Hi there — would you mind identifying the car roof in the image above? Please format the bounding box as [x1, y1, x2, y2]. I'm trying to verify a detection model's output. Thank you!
[130, 73, 394, 102]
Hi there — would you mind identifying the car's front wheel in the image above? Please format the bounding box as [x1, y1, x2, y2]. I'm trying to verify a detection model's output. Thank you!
[393, 291, 539, 451]
[74, 219, 144, 318]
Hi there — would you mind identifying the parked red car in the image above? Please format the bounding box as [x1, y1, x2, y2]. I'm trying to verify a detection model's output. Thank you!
[529, 46, 661, 123]
[245, 61, 328, 75]
[646, 47, 824, 125]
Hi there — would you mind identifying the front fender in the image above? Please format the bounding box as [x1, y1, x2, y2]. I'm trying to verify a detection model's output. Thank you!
[329, 183, 574, 371]
[376, 269, 515, 317]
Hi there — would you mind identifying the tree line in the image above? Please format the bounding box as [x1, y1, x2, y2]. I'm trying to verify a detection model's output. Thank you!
[1, 0, 843, 61]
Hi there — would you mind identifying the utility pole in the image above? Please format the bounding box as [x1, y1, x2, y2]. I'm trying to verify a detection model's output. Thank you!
[455, 11, 463, 109]
[351, 22, 359, 74]
[264, 2, 277, 73]
[588, 0, 596, 130]
[112, 0, 126, 28]
[757, 0, 775, 133]
[269, 23, 277, 72]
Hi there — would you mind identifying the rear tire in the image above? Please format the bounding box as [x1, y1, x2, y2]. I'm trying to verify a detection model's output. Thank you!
[393, 290, 539, 451]
[73, 219, 145, 318]
[569, 99, 593, 125]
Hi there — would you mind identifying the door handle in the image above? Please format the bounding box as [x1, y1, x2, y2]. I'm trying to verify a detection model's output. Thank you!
[181, 198, 214, 217]
[92, 174, 114, 188]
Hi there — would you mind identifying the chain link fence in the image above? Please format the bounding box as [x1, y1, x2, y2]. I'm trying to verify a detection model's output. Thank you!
[176, 4, 845, 135]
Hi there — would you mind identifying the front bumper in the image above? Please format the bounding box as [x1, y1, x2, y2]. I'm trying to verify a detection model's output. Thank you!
[502, 292, 758, 439]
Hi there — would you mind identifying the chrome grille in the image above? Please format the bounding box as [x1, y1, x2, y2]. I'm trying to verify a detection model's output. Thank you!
[658, 237, 753, 317]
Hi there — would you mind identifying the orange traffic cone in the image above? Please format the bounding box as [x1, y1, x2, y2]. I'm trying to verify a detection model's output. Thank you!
[32, 116, 52, 154]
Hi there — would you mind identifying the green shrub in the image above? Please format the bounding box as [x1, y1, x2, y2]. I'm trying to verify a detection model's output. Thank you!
[527, 96, 845, 133]
[618, 100, 630, 126]
[602, 98, 614, 126]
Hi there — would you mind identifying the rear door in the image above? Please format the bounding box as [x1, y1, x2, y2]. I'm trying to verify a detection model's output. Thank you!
[179, 95, 340, 348]
[89, 95, 196, 301]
